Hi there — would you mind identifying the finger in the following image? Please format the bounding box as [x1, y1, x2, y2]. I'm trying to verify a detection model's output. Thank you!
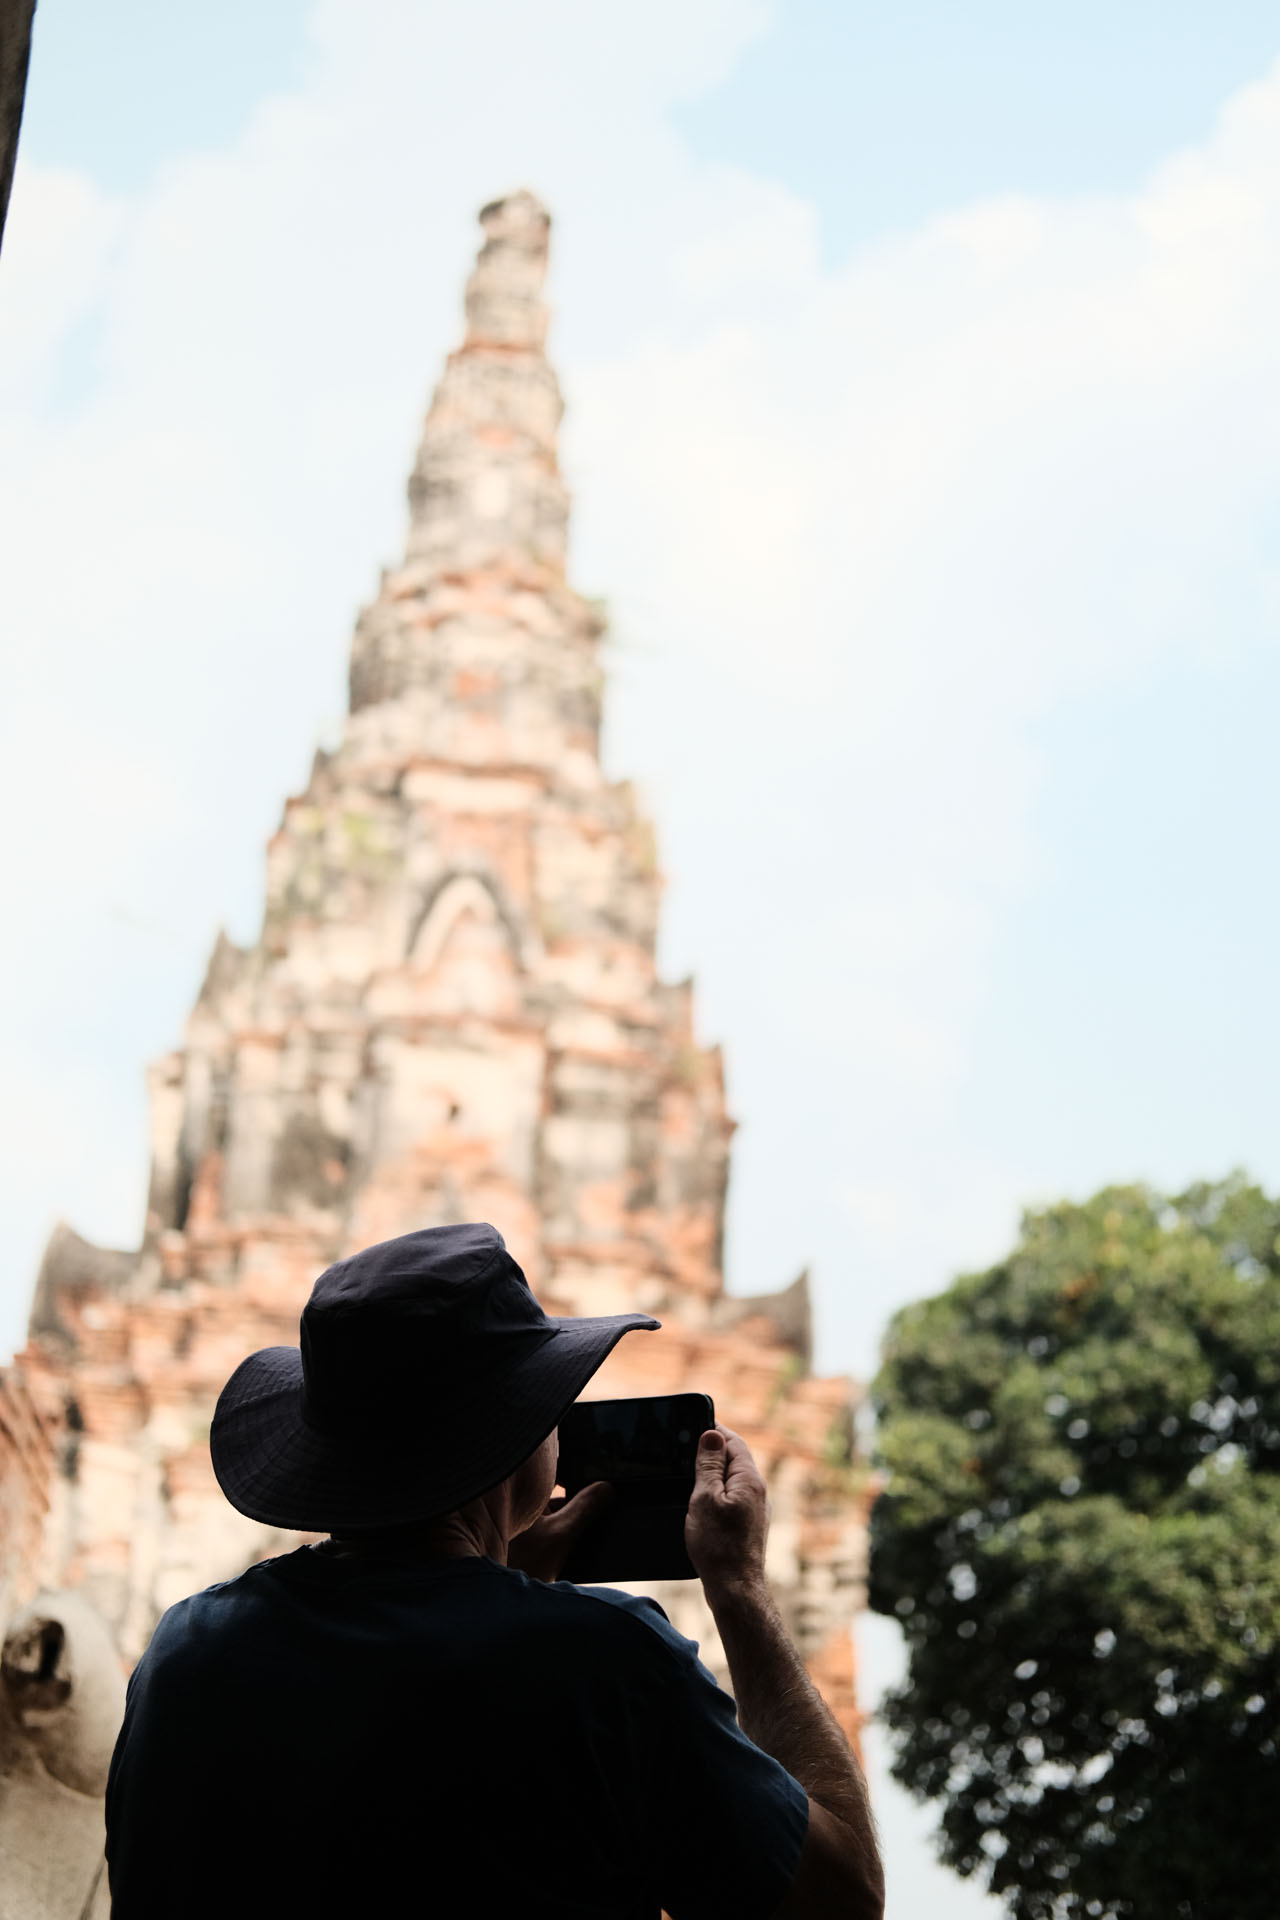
[554, 1480, 613, 1540]
[694, 1427, 727, 1490]
[718, 1426, 766, 1492]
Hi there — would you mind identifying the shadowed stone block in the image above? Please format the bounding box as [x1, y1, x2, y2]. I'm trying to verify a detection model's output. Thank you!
[0, 1592, 124, 1918]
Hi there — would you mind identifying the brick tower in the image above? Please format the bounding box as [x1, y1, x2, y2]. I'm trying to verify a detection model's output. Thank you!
[16, 192, 866, 1725]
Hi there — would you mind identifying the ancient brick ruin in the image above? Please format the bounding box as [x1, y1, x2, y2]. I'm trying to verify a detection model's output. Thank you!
[5, 191, 866, 1728]
[0, 1370, 53, 1635]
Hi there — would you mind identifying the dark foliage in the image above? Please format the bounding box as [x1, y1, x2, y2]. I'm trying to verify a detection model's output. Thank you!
[869, 1176, 1280, 1919]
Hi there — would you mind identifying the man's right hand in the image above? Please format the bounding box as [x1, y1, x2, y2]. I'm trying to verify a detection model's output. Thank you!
[685, 1424, 770, 1601]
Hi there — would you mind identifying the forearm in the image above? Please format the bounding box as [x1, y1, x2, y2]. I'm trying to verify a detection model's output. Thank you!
[706, 1576, 881, 1885]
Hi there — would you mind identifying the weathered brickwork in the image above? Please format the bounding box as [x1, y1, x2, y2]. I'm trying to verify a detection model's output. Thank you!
[13, 192, 868, 1732]
[0, 1369, 54, 1635]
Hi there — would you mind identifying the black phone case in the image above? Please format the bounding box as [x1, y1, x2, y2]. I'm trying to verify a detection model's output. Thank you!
[557, 1392, 714, 1584]
[560, 1493, 696, 1585]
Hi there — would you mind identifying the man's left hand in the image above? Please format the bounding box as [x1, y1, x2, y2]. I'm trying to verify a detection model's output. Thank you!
[508, 1482, 612, 1583]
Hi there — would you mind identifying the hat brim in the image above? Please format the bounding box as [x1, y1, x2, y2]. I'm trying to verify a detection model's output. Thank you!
[209, 1312, 658, 1533]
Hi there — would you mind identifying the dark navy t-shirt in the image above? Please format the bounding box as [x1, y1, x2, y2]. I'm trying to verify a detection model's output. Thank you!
[106, 1548, 808, 1918]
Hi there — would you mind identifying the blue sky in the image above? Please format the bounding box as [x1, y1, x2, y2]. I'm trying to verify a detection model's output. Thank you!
[18, 0, 314, 190]
[5, 6, 1280, 1911]
[680, 0, 1280, 254]
[24, 1, 1280, 222]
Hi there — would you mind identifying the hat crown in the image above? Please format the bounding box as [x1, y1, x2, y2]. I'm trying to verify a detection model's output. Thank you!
[299, 1224, 552, 1437]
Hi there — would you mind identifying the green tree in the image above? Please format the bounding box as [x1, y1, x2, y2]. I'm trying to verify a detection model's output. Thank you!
[869, 1176, 1280, 1920]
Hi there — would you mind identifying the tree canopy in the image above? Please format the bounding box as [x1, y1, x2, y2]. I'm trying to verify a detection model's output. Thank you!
[869, 1176, 1280, 1920]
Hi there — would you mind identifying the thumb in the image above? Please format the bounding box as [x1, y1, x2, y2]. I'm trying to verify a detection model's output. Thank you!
[556, 1479, 613, 1539]
[695, 1427, 726, 1488]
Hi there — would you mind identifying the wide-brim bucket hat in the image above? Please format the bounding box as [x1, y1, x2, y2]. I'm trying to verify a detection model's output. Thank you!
[210, 1222, 658, 1533]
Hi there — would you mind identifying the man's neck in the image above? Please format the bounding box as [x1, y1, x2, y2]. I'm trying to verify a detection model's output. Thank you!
[327, 1498, 509, 1564]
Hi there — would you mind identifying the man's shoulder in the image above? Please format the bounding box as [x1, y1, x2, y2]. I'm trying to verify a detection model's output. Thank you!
[540, 1579, 700, 1669]
[138, 1557, 702, 1686]
[134, 1559, 287, 1674]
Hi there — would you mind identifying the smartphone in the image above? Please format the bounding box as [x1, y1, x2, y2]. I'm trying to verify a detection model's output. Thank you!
[556, 1392, 715, 1585]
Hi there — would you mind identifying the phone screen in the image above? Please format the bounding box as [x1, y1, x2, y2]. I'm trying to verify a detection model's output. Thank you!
[556, 1392, 714, 1583]
[558, 1394, 710, 1495]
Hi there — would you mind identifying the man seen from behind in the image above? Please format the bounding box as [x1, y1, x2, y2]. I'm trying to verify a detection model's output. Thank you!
[105, 1223, 885, 1919]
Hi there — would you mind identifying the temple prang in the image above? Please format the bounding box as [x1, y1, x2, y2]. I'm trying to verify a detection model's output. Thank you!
[1, 191, 868, 1735]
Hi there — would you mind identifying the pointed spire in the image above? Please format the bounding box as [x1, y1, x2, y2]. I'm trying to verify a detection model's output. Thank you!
[405, 190, 568, 579]
[465, 190, 551, 351]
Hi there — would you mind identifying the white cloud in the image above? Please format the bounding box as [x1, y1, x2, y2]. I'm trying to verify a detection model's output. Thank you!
[2, 7, 1279, 1402]
[0, 166, 122, 398]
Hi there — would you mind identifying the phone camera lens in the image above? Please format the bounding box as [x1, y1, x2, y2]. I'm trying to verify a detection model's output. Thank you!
[678, 1430, 690, 1443]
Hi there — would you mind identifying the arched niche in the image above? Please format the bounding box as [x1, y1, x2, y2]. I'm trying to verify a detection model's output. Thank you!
[403, 873, 526, 1019]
